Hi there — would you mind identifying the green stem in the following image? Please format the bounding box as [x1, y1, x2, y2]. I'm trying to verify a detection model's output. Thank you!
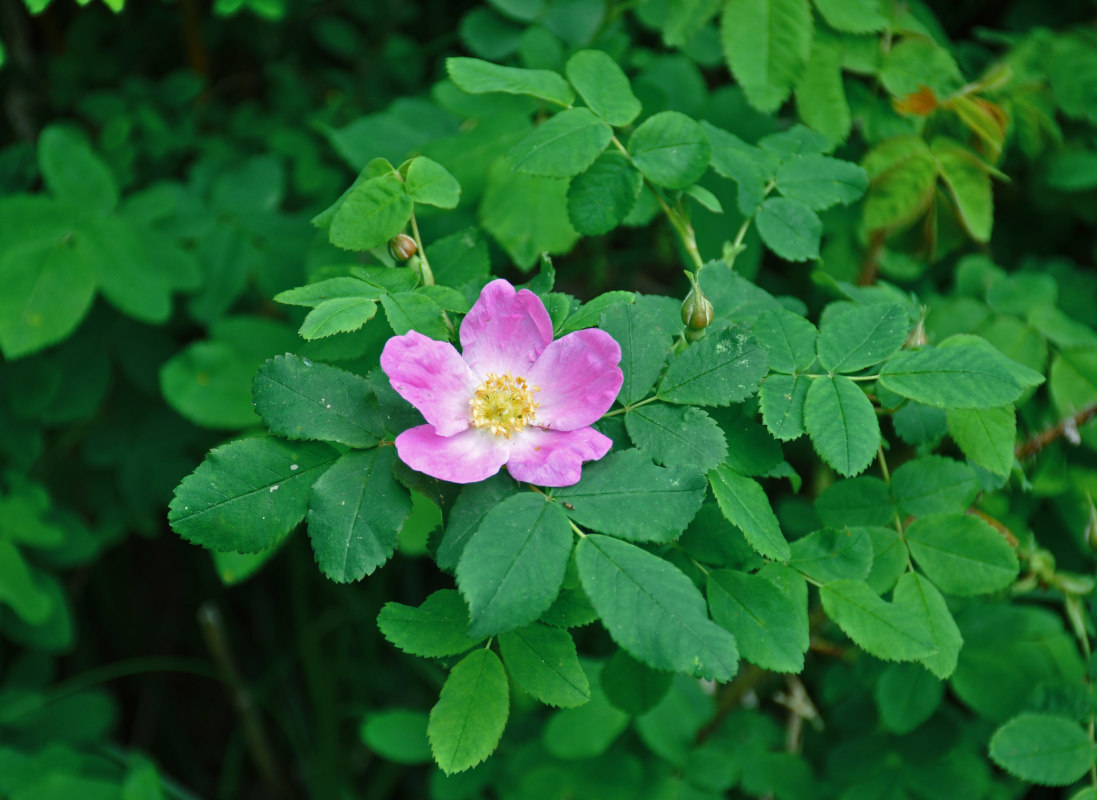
[601, 395, 660, 418]
[198, 604, 287, 793]
[877, 445, 909, 547]
[10, 657, 223, 722]
[610, 134, 704, 270]
[802, 373, 879, 382]
[408, 209, 435, 286]
[568, 519, 587, 539]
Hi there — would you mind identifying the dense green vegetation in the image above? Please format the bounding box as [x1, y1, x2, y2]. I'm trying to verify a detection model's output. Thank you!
[4, 0, 1097, 798]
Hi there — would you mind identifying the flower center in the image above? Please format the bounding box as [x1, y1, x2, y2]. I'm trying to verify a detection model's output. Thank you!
[468, 372, 539, 438]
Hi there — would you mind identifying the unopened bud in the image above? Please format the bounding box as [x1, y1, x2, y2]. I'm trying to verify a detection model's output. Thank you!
[681, 288, 714, 331]
[389, 234, 417, 262]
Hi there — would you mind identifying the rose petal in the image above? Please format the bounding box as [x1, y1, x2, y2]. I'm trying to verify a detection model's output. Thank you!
[380, 331, 478, 436]
[394, 425, 510, 484]
[460, 279, 554, 377]
[506, 426, 612, 487]
[527, 329, 623, 431]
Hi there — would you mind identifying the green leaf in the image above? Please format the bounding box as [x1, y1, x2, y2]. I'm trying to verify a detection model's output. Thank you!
[0, 540, 52, 624]
[1051, 347, 1097, 417]
[361, 710, 432, 764]
[755, 197, 821, 261]
[429, 228, 491, 287]
[866, 526, 910, 595]
[329, 173, 413, 252]
[880, 38, 962, 97]
[890, 456, 978, 517]
[274, 277, 383, 307]
[702, 123, 778, 215]
[626, 403, 728, 472]
[874, 662, 943, 735]
[498, 623, 590, 707]
[795, 33, 851, 143]
[776, 154, 867, 210]
[601, 649, 674, 715]
[543, 660, 630, 758]
[633, 674, 714, 765]
[480, 158, 578, 269]
[456, 493, 573, 637]
[76, 217, 172, 324]
[489, 0, 544, 22]
[437, 475, 517, 572]
[600, 301, 672, 405]
[990, 714, 1097, 787]
[820, 579, 937, 662]
[556, 450, 707, 542]
[708, 465, 790, 560]
[0, 239, 97, 360]
[905, 513, 1019, 596]
[565, 49, 642, 126]
[377, 589, 483, 658]
[567, 152, 644, 236]
[890, 570, 960, 675]
[721, 0, 813, 113]
[662, 0, 722, 46]
[753, 309, 818, 374]
[947, 406, 1016, 477]
[507, 107, 612, 178]
[305, 448, 411, 582]
[892, 402, 948, 446]
[576, 534, 740, 680]
[405, 156, 461, 209]
[658, 325, 768, 406]
[817, 303, 909, 373]
[861, 136, 937, 233]
[957, 605, 1087, 723]
[380, 292, 449, 340]
[707, 567, 808, 672]
[812, 0, 886, 32]
[788, 527, 873, 583]
[428, 648, 510, 775]
[556, 290, 634, 335]
[814, 476, 895, 528]
[628, 111, 712, 190]
[168, 437, 339, 553]
[759, 373, 809, 441]
[803, 374, 879, 477]
[252, 355, 383, 448]
[716, 406, 784, 476]
[299, 298, 379, 340]
[160, 341, 259, 429]
[447, 56, 574, 106]
[933, 138, 993, 243]
[38, 125, 118, 213]
[684, 184, 723, 212]
[878, 345, 1026, 409]
[1030, 306, 1097, 350]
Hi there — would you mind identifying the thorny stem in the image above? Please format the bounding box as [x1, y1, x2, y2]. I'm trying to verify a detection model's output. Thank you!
[1014, 403, 1097, 460]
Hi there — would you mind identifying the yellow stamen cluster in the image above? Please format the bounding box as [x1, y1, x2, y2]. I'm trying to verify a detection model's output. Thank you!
[469, 372, 540, 438]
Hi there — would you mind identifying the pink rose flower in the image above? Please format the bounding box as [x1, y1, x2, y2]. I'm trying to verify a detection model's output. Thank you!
[380, 279, 624, 487]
